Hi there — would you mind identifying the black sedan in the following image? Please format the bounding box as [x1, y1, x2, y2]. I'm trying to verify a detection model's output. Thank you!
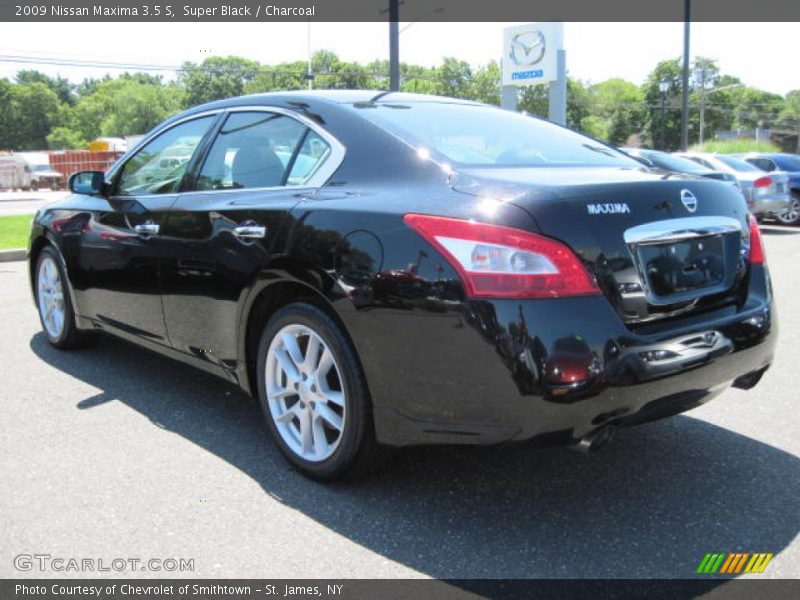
[28, 91, 776, 480]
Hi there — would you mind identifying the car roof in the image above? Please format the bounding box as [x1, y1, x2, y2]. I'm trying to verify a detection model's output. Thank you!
[183, 90, 480, 114]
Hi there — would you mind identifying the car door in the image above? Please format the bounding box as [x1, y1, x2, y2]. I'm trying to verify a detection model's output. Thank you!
[158, 108, 343, 369]
[76, 114, 218, 346]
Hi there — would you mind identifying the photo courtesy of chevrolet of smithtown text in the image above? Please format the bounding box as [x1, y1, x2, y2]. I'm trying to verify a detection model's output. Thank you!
[0, 0, 799, 598]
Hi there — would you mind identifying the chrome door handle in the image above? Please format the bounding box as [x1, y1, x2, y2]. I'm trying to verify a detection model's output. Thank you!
[233, 224, 266, 239]
[133, 221, 160, 236]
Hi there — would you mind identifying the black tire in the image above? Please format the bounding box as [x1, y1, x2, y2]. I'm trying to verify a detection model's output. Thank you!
[776, 193, 800, 226]
[30, 181, 38, 192]
[256, 301, 384, 481]
[34, 246, 92, 349]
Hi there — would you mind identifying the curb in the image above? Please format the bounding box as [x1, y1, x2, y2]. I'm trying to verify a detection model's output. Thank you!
[0, 249, 27, 262]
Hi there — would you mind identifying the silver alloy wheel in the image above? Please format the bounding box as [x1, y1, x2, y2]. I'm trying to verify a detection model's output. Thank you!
[37, 255, 65, 339]
[265, 323, 346, 462]
[777, 197, 800, 225]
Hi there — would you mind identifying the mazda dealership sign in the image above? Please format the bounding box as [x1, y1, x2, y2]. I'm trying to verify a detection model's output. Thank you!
[502, 22, 564, 86]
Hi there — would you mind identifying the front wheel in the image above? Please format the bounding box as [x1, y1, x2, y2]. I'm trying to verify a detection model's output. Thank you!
[35, 247, 91, 349]
[776, 194, 800, 226]
[256, 302, 384, 481]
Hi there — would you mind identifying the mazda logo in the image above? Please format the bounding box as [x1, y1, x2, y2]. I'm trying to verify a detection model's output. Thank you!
[681, 189, 698, 213]
[509, 30, 546, 66]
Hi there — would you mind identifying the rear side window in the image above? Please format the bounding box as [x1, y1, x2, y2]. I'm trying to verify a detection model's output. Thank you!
[194, 111, 307, 191]
[749, 158, 777, 172]
[287, 131, 331, 185]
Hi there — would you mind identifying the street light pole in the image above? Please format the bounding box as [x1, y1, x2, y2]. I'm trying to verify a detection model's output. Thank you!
[659, 79, 669, 150]
[389, 0, 400, 91]
[696, 67, 707, 145]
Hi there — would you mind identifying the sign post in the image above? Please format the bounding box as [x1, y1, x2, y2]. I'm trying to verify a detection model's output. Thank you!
[501, 22, 566, 125]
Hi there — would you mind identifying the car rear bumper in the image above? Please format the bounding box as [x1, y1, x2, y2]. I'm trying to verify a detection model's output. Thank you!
[353, 267, 777, 448]
[749, 194, 792, 216]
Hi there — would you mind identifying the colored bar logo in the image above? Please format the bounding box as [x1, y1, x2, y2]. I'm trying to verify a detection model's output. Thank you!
[696, 552, 774, 574]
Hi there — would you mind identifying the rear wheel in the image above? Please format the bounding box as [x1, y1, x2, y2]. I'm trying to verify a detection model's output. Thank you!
[256, 302, 383, 480]
[35, 247, 91, 349]
[776, 193, 800, 226]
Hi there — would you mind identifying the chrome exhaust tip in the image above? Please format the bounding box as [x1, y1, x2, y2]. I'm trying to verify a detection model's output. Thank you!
[575, 425, 616, 453]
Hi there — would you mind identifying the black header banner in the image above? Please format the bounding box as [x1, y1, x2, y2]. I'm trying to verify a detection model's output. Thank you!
[4, 579, 800, 600]
[1, 0, 800, 22]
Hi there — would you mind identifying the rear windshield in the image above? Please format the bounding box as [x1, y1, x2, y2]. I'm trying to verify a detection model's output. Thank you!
[354, 102, 639, 168]
[714, 155, 762, 172]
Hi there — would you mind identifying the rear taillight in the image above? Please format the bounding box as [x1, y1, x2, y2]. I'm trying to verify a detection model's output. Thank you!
[748, 214, 766, 265]
[753, 176, 773, 189]
[403, 214, 600, 299]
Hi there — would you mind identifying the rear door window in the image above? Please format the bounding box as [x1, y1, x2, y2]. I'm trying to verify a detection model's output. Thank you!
[194, 111, 308, 191]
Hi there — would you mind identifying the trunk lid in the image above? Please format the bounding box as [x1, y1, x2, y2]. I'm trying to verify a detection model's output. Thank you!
[452, 166, 752, 326]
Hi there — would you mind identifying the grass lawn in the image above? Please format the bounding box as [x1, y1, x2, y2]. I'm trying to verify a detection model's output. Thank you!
[690, 139, 782, 154]
[0, 215, 33, 250]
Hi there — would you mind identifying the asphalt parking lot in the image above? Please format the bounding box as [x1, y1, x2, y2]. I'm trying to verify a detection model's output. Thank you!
[1, 225, 798, 580]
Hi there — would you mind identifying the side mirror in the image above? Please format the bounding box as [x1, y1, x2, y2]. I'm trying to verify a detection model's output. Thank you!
[69, 171, 106, 195]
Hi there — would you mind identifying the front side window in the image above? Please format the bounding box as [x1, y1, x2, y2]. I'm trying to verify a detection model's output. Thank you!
[116, 116, 214, 196]
[354, 102, 640, 168]
[195, 111, 309, 191]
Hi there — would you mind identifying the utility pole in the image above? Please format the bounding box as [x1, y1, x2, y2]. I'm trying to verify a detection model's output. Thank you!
[306, 22, 313, 90]
[697, 66, 708, 146]
[680, 0, 691, 151]
[389, 0, 400, 91]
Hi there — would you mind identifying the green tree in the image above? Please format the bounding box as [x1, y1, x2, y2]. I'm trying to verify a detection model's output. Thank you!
[727, 86, 784, 130]
[516, 77, 594, 132]
[0, 79, 14, 149]
[46, 126, 86, 150]
[67, 78, 182, 141]
[3, 82, 62, 150]
[16, 69, 74, 105]
[641, 58, 684, 150]
[432, 58, 473, 99]
[99, 81, 183, 136]
[587, 78, 645, 145]
[179, 56, 261, 107]
[471, 61, 501, 106]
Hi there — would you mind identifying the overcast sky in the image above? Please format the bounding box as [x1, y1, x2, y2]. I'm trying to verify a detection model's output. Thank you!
[0, 22, 796, 95]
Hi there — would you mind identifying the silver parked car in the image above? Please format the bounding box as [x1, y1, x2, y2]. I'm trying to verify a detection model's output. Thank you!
[676, 152, 791, 221]
[735, 153, 800, 226]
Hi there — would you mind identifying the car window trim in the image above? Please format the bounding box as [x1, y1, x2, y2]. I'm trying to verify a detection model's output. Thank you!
[109, 111, 224, 198]
[281, 128, 311, 186]
[181, 105, 346, 196]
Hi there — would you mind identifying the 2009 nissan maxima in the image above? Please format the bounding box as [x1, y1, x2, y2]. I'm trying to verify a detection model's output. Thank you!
[29, 91, 776, 480]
